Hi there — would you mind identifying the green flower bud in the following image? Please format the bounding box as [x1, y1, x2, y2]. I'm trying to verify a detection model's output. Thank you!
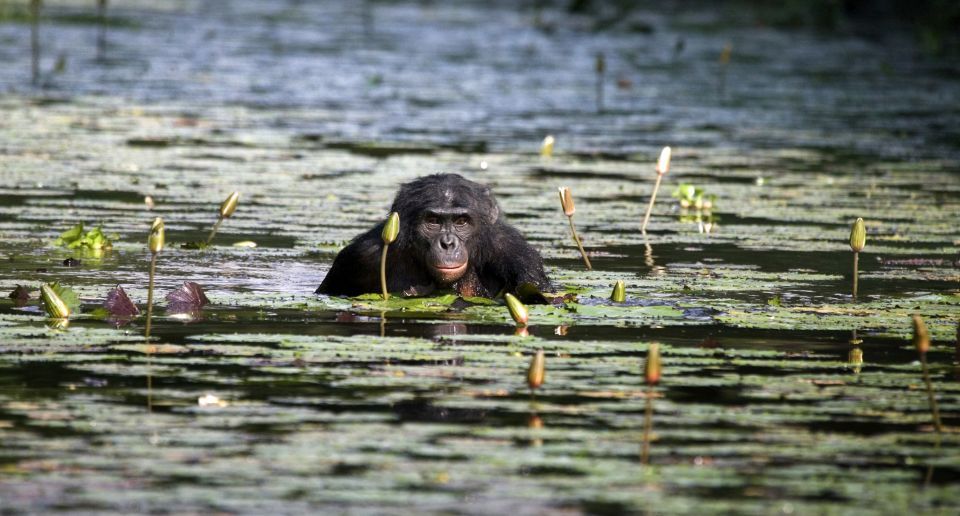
[849, 217, 866, 253]
[148, 217, 165, 254]
[219, 192, 240, 218]
[504, 293, 529, 326]
[848, 347, 863, 374]
[381, 212, 400, 245]
[610, 280, 626, 303]
[527, 349, 545, 389]
[40, 284, 71, 319]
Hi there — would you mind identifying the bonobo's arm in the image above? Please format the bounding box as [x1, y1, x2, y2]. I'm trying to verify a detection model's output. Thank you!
[478, 223, 549, 294]
[315, 226, 383, 296]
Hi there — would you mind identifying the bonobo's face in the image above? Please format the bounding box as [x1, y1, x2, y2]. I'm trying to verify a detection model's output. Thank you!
[416, 207, 475, 285]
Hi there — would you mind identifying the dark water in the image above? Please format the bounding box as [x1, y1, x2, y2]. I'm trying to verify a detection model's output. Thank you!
[0, 1, 958, 514]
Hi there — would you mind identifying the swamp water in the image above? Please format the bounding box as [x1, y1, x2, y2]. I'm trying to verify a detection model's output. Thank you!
[0, 1, 958, 513]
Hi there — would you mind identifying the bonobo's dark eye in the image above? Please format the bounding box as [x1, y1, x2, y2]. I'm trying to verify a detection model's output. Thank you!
[454, 216, 469, 227]
[424, 215, 441, 226]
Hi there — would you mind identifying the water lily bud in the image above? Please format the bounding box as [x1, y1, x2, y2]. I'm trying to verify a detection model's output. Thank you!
[644, 343, 661, 385]
[381, 212, 400, 245]
[148, 217, 165, 254]
[527, 349, 545, 389]
[219, 191, 240, 218]
[656, 146, 672, 175]
[541, 135, 554, 158]
[40, 284, 71, 319]
[610, 280, 626, 303]
[558, 187, 575, 217]
[720, 43, 732, 65]
[504, 293, 529, 326]
[848, 347, 863, 374]
[849, 217, 866, 253]
[912, 314, 930, 354]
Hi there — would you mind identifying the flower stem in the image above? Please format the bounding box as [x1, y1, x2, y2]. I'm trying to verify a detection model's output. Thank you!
[920, 353, 943, 437]
[852, 251, 859, 300]
[380, 243, 390, 300]
[641, 387, 653, 465]
[641, 174, 664, 234]
[568, 216, 592, 270]
[205, 215, 224, 245]
[145, 253, 157, 338]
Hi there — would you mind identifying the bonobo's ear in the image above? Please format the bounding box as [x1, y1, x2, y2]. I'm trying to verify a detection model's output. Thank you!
[482, 186, 500, 225]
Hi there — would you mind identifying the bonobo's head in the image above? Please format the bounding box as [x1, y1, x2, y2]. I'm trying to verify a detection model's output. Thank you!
[391, 174, 501, 286]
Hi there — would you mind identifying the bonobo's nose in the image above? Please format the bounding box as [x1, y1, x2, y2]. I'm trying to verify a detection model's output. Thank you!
[439, 233, 457, 250]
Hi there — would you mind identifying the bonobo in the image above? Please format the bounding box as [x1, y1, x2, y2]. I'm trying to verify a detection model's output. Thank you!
[316, 174, 549, 298]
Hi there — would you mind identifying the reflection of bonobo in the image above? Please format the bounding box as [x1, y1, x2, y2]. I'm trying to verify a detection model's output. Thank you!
[317, 174, 549, 297]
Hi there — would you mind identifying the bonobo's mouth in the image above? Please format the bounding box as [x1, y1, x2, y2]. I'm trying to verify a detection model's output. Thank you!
[431, 262, 468, 284]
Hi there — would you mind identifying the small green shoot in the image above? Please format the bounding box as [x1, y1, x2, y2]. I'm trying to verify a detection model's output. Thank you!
[380, 212, 399, 300]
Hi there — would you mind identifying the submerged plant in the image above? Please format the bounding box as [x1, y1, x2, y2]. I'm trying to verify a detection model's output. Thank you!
[145, 217, 164, 338]
[850, 217, 866, 299]
[642, 343, 661, 465]
[641, 146, 671, 234]
[558, 187, 592, 270]
[205, 191, 240, 245]
[527, 348, 545, 391]
[912, 315, 943, 437]
[610, 280, 626, 303]
[380, 212, 399, 300]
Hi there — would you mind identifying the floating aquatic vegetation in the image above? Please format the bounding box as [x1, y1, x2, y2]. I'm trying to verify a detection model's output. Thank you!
[166, 282, 210, 314]
[53, 223, 114, 252]
[103, 285, 139, 319]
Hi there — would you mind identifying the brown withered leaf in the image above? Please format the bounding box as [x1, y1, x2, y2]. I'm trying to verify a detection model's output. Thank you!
[8, 285, 31, 307]
[165, 282, 210, 313]
[103, 285, 139, 318]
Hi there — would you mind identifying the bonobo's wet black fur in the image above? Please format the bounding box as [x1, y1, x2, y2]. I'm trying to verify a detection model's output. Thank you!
[316, 173, 549, 298]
